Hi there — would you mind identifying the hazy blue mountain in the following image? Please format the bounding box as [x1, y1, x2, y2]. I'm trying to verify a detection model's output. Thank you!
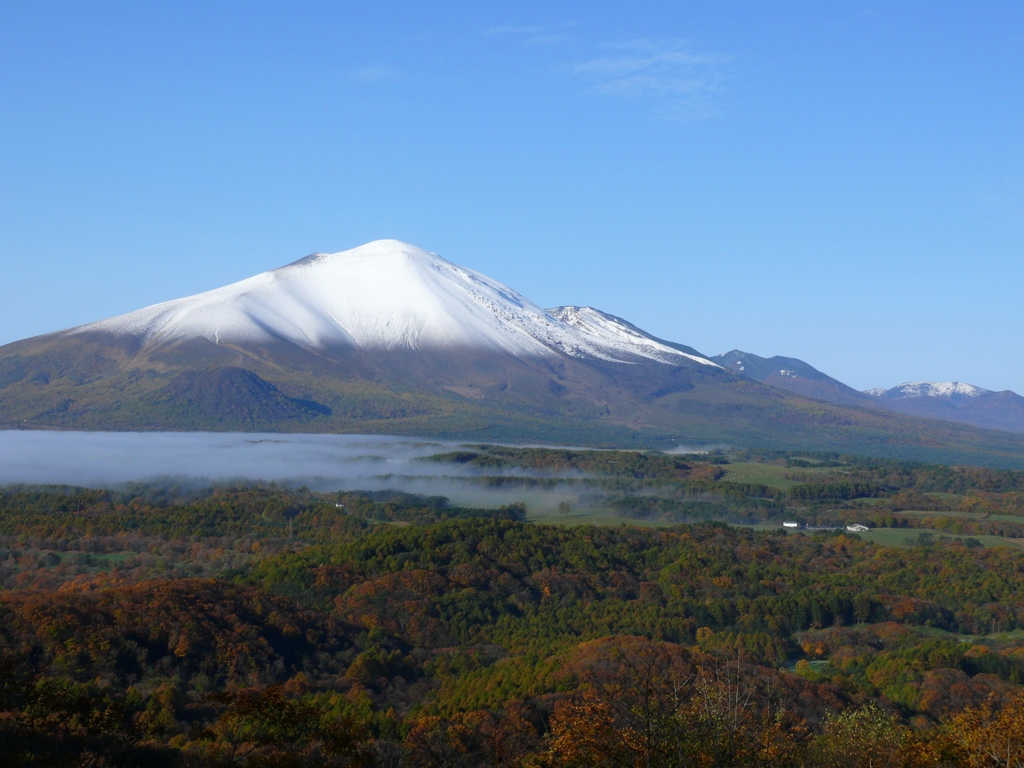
[714, 349, 1024, 437]
[864, 381, 1024, 434]
[711, 350, 879, 408]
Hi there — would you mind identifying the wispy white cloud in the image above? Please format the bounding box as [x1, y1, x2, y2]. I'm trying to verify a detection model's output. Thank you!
[485, 23, 574, 45]
[348, 65, 401, 83]
[573, 39, 732, 121]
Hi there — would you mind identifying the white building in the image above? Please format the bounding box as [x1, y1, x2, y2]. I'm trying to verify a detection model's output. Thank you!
[846, 524, 869, 532]
[782, 521, 799, 529]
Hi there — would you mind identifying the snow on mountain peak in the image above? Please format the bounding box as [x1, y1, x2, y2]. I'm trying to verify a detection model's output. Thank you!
[71, 239, 548, 354]
[67, 240, 716, 367]
[547, 306, 718, 367]
[888, 382, 989, 399]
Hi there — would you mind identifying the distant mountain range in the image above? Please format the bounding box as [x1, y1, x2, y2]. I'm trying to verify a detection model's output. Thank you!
[714, 351, 1024, 435]
[711, 351, 874, 408]
[2, 239, 1024, 466]
[864, 381, 1024, 433]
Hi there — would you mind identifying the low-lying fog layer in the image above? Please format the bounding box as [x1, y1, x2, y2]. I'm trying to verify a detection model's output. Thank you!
[0, 432, 541, 502]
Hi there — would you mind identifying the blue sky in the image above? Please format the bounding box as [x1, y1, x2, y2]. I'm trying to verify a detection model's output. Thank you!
[1, 1, 1022, 392]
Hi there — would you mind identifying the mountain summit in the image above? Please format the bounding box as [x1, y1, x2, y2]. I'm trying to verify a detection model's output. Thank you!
[870, 382, 988, 400]
[69, 239, 716, 367]
[4, 239, 1024, 463]
[862, 381, 1024, 433]
[711, 350, 875, 408]
[0, 239, 735, 442]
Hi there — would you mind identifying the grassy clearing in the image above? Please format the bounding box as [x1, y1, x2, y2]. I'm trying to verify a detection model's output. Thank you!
[720, 462, 797, 488]
[847, 497, 887, 506]
[897, 509, 1024, 523]
[914, 625, 1024, 642]
[851, 527, 1024, 549]
[721, 461, 846, 489]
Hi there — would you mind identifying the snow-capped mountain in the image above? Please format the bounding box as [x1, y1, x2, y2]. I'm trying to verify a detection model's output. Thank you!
[861, 381, 1024, 434]
[0, 239, 742, 440]
[717, 352, 1024, 436]
[870, 382, 987, 400]
[69, 240, 717, 368]
[5, 238, 1024, 460]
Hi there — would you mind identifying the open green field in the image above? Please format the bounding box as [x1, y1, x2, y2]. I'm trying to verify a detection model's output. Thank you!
[897, 508, 1024, 524]
[720, 462, 798, 488]
[720, 461, 843, 489]
[851, 527, 1024, 549]
[913, 625, 1024, 642]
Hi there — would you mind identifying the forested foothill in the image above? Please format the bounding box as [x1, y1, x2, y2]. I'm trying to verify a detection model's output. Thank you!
[2, 448, 1024, 766]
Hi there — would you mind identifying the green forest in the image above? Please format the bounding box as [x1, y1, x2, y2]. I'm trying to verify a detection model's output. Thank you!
[3, 447, 1024, 766]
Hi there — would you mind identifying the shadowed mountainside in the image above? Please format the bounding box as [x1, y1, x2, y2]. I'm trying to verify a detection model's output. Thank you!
[6, 329, 1024, 466]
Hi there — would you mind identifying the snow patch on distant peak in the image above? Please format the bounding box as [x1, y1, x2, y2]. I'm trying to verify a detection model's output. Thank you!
[892, 382, 989, 399]
[863, 388, 887, 397]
